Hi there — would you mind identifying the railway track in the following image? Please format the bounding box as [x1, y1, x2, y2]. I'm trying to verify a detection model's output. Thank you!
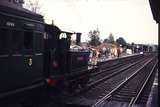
[89, 55, 148, 84]
[53, 54, 147, 97]
[77, 54, 153, 94]
[127, 61, 157, 107]
[92, 57, 157, 107]
[139, 68, 158, 104]
[85, 56, 153, 97]
[62, 55, 156, 107]
[95, 54, 143, 74]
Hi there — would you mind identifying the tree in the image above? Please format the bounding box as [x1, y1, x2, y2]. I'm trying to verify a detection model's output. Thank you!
[24, 0, 41, 14]
[126, 43, 132, 49]
[116, 37, 127, 47]
[103, 38, 109, 43]
[88, 28, 101, 46]
[108, 33, 115, 43]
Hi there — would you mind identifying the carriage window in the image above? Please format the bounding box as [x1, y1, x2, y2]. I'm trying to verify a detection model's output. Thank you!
[0, 29, 10, 54]
[34, 33, 43, 52]
[12, 30, 23, 52]
[24, 31, 33, 49]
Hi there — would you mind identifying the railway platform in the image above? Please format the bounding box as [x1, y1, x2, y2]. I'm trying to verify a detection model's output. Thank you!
[97, 53, 141, 62]
[146, 69, 158, 107]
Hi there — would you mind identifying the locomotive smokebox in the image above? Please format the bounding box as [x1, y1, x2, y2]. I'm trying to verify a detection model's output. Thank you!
[76, 33, 81, 46]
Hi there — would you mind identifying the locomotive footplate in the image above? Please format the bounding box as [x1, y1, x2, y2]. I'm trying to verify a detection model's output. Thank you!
[59, 94, 97, 107]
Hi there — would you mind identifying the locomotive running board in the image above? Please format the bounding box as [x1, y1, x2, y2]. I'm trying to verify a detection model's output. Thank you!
[0, 82, 45, 99]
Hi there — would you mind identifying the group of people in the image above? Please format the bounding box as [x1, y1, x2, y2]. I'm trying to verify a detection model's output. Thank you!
[110, 47, 121, 58]
[89, 46, 122, 65]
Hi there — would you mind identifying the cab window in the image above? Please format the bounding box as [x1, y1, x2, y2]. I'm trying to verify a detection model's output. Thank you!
[24, 31, 33, 49]
[34, 33, 43, 52]
[0, 28, 10, 54]
[12, 30, 23, 53]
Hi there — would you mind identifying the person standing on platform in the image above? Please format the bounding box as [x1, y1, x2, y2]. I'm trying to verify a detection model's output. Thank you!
[117, 47, 121, 58]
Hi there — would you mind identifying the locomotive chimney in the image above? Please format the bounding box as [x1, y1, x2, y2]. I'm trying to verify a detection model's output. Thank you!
[76, 33, 81, 46]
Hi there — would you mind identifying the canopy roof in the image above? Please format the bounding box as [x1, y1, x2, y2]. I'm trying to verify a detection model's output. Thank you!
[149, 0, 160, 23]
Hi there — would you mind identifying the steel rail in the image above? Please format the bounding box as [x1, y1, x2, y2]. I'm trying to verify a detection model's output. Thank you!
[127, 60, 157, 107]
[90, 55, 147, 80]
[76, 57, 151, 96]
[88, 57, 149, 88]
[92, 60, 134, 76]
[91, 57, 154, 107]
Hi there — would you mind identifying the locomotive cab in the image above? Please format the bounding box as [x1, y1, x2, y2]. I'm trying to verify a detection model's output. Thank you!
[44, 24, 90, 90]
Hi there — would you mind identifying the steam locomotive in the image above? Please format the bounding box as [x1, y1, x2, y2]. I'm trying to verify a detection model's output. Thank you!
[0, 1, 90, 98]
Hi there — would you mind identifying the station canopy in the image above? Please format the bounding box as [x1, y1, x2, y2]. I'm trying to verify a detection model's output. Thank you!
[149, 0, 160, 23]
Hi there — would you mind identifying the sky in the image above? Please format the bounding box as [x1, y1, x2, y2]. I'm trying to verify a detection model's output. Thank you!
[25, 0, 158, 44]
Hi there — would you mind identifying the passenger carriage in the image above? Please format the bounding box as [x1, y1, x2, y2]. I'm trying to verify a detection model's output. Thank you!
[0, 1, 45, 98]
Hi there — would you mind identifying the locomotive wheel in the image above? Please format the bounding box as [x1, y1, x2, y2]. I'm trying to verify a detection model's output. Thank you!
[79, 76, 89, 88]
[61, 81, 78, 95]
[68, 84, 77, 93]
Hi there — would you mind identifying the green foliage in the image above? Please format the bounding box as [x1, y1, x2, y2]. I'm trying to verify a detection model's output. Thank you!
[103, 33, 115, 44]
[24, 0, 41, 14]
[88, 29, 101, 46]
[116, 37, 127, 47]
[103, 38, 109, 43]
[108, 33, 115, 43]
